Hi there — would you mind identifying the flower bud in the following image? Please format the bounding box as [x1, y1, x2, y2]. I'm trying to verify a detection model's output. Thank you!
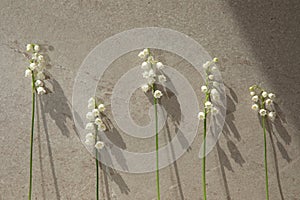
[85, 133, 94, 140]
[265, 99, 273, 105]
[268, 93, 275, 100]
[34, 44, 40, 52]
[35, 80, 43, 87]
[29, 63, 37, 70]
[37, 87, 46, 95]
[98, 123, 107, 131]
[156, 62, 164, 70]
[92, 109, 100, 117]
[143, 48, 149, 56]
[251, 104, 259, 111]
[86, 112, 94, 121]
[259, 109, 267, 116]
[158, 75, 166, 83]
[94, 118, 103, 126]
[249, 85, 255, 91]
[98, 104, 105, 112]
[252, 95, 259, 102]
[25, 69, 32, 77]
[211, 66, 218, 72]
[153, 90, 163, 99]
[141, 61, 150, 70]
[95, 141, 105, 150]
[208, 74, 214, 80]
[141, 84, 150, 93]
[85, 122, 94, 130]
[26, 44, 33, 52]
[138, 51, 145, 59]
[201, 85, 208, 93]
[262, 91, 268, 98]
[203, 61, 210, 70]
[198, 112, 205, 120]
[88, 103, 94, 110]
[205, 101, 212, 109]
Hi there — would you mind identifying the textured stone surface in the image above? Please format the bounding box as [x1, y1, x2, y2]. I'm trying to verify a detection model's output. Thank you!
[0, 0, 300, 199]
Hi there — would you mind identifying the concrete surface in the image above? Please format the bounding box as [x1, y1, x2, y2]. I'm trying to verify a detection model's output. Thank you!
[1, 0, 300, 199]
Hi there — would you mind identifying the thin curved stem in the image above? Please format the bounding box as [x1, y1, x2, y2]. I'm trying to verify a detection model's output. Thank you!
[154, 94, 161, 200]
[202, 91, 209, 200]
[95, 133, 99, 200]
[202, 110, 207, 200]
[94, 99, 99, 200]
[28, 74, 35, 200]
[262, 116, 269, 200]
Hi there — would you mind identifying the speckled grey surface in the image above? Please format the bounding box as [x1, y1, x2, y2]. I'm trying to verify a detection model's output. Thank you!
[1, 0, 300, 199]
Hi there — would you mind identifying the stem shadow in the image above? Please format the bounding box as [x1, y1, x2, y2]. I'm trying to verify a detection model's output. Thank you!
[216, 142, 232, 200]
[262, 103, 291, 200]
[145, 82, 186, 199]
[97, 114, 130, 196]
[215, 85, 244, 200]
[36, 96, 46, 200]
[38, 96, 61, 200]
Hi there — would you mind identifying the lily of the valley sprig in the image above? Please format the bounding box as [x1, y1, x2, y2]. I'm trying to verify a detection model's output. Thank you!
[25, 44, 47, 95]
[85, 97, 106, 200]
[197, 57, 219, 200]
[24, 43, 48, 200]
[249, 85, 276, 200]
[139, 48, 166, 93]
[139, 48, 165, 200]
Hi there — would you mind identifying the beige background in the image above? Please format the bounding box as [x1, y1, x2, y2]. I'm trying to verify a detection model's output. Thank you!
[0, 0, 300, 199]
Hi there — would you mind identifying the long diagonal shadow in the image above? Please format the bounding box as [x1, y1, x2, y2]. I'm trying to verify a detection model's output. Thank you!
[39, 96, 61, 200]
[164, 119, 185, 200]
[160, 83, 186, 199]
[214, 85, 244, 200]
[216, 142, 232, 200]
[97, 114, 130, 196]
[262, 103, 291, 200]
[99, 162, 112, 200]
[266, 120, 285, 200]
[36, 96, 46, 200]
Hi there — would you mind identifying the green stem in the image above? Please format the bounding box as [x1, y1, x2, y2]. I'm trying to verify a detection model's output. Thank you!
[95, 131, 99, 200]
[153, 86, 161, 200]
[203, 111, 207, 200]
[202, 92, 209, 200]
[28, 74, 35, 200]
[94, 99, 99, 200]
[262, 116, 269, 200]
[203, 110, 207, 200]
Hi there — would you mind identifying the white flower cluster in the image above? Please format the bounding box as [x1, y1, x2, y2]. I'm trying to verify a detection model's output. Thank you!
[85, 97, 106, 150]
[138, 48, 165, 99]
[198, 58, 219, 120]
[249, 85, 276, 121]
[25, 44, 47, 95]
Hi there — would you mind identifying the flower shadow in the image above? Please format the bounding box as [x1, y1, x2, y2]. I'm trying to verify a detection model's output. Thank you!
[223, 85, 245, 167]
[96, 114, 130, 196]
[161, 88, 186, 200]
[215, 85, 244, 200]
[258, 103, 291, 200]
[41, 76, 74, 137]
[36, 96, 61, 200]
[32, 44, 67, 200]
[144, 83, 187, 200]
